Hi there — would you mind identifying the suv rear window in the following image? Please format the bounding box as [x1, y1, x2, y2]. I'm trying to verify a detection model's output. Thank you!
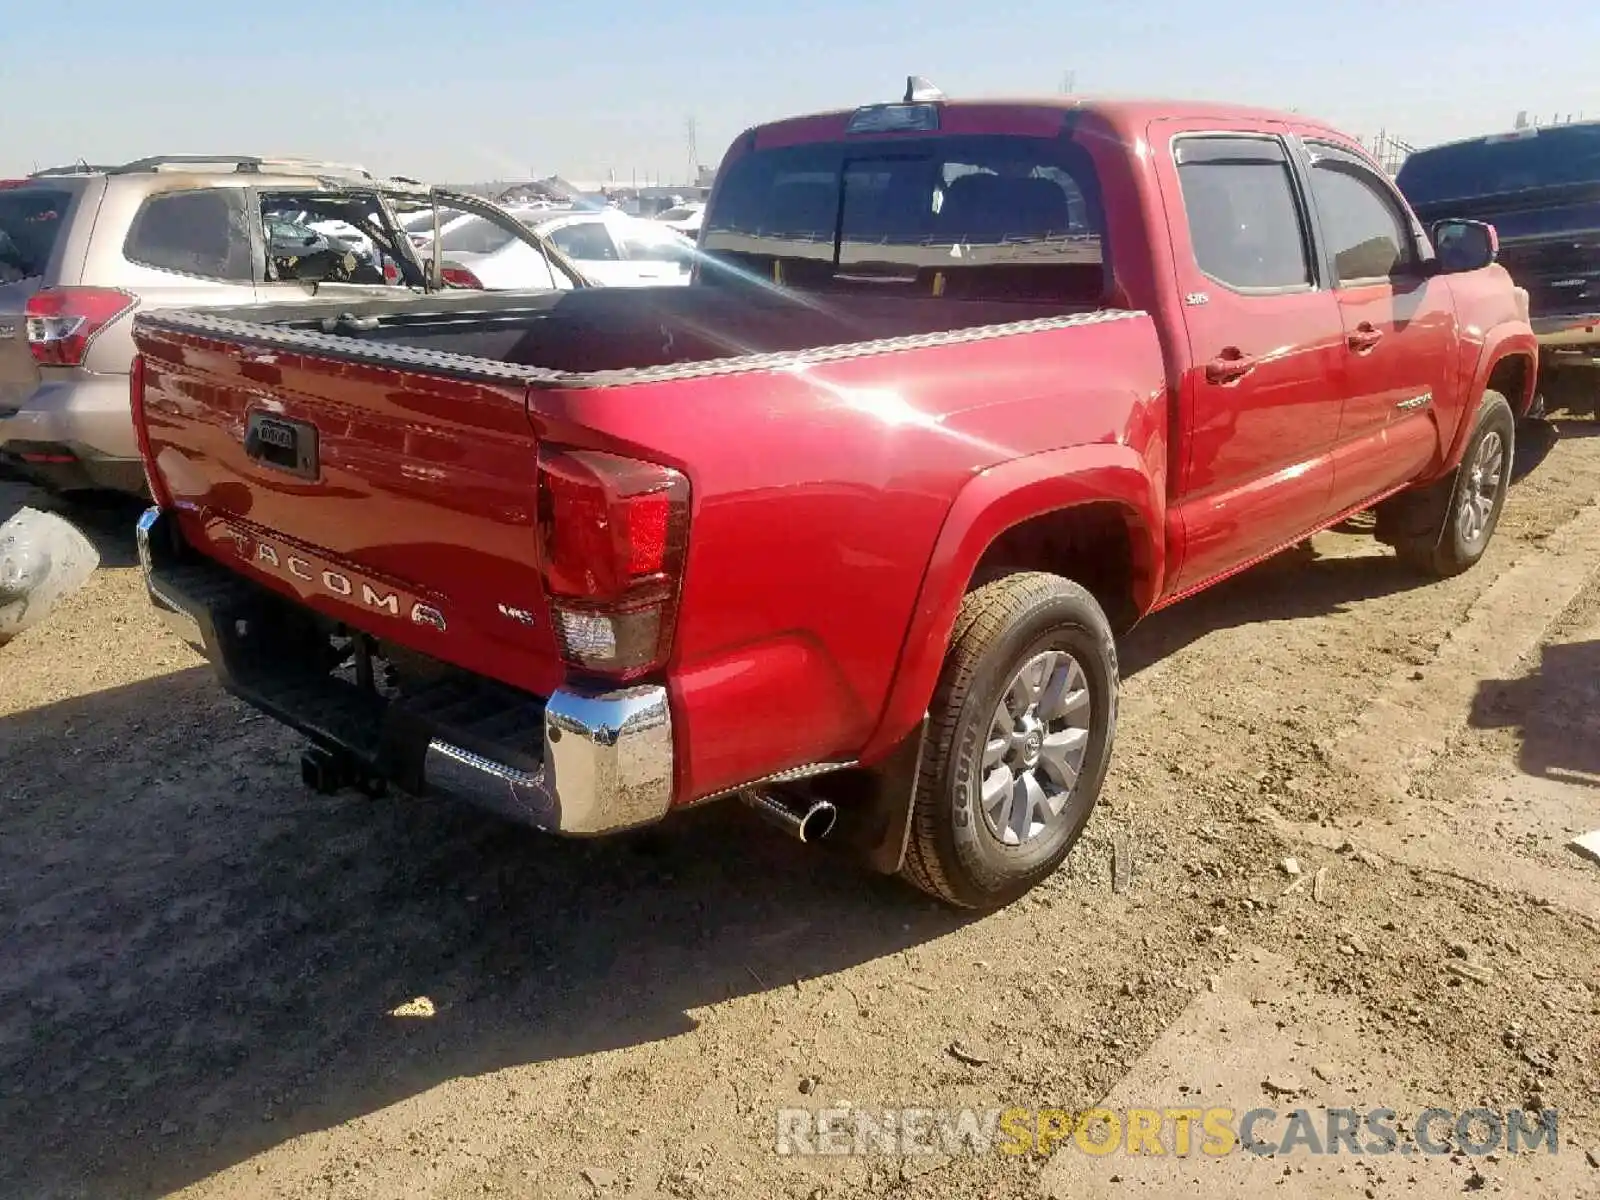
[701, 133, 1108, 301]
[0, 187, 74, 282]
[1397, 124, 1600, 210]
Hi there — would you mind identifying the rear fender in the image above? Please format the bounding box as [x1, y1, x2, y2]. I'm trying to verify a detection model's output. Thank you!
[857, 443, 1164, 767]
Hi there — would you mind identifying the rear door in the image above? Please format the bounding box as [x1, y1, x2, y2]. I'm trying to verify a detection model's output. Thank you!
[612, 220, 694, 285]
[1152, 123, 1347, 592]
[1300, 139, 1456, 511]
[546, 218, 632, 286]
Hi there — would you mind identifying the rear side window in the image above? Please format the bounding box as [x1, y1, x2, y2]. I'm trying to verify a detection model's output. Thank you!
[615, 223, 692, 266]
[701, 133, 1108, 302]
[124, 189, 252, 281]
[0, 188, 74, 283]
[1306, 145, 1416, 282]
[549, 222, 619, 261]
[439, 216, 515, 255]
[1175, 137, 1312, 291]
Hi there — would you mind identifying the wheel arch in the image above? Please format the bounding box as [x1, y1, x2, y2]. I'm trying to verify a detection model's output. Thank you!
[856, 443, 1164, 768]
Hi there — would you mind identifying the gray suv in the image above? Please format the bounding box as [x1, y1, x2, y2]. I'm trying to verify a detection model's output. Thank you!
[0, 156, 579, 493]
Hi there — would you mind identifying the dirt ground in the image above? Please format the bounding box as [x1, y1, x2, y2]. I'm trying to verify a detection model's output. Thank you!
[2, 418, 1598, 1200]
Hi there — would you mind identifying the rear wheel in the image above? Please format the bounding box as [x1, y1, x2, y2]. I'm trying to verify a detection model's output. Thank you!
[900, 572, 1118, 910]
[1378, 390, 1515, 578]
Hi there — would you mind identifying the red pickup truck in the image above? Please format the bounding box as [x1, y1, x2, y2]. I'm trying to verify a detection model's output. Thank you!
[130, 88, 1537, 909]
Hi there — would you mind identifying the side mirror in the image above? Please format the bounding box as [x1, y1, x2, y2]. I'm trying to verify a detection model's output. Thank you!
[1432, 219, 1498, 274]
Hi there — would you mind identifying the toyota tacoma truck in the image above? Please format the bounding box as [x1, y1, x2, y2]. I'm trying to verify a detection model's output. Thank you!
[129, 85, 1537, 910]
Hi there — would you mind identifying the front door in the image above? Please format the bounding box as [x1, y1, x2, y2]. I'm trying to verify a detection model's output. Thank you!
[1299, 139, 1456, 512]
[1153, 126, 1348, 594]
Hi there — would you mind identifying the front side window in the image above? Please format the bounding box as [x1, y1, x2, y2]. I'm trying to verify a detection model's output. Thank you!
[258, 192, 399, 285]
[701, 133, 1108, 301]
[124, 189, 252, 281]
[1306, 145, 1416, 283]
[1175, 137, 1312, 292]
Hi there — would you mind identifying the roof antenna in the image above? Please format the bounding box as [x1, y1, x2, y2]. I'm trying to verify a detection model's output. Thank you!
[905, 76, 945, 103]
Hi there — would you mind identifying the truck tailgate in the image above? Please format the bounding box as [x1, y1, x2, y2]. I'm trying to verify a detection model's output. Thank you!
[134, 317, 565, 696]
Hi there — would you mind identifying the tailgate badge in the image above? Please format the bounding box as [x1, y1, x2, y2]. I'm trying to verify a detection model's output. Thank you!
[497, 603, 538, 627]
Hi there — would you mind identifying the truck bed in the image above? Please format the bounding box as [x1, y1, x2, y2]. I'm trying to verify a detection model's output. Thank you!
[136, 285, 1110, 386]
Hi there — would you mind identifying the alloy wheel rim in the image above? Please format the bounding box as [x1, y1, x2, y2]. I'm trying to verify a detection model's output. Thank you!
[1457, 430, 1505, 548]
[979, 650, 1093, 846]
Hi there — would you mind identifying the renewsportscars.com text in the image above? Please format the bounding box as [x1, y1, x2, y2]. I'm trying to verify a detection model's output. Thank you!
[775, 1105, 1561, 1159]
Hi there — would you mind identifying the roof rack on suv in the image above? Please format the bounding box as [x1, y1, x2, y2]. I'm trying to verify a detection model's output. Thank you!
[31, 161, 117, 177]
[104, 155, 374, 179]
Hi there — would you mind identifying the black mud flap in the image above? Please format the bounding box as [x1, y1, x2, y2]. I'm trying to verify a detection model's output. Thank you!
[827, 715, 929, 875]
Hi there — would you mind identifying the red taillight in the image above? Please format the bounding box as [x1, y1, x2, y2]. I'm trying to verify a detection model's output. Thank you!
[25, 287, 137, 366]
[441, 265, 484, 289]
[535, 446, 690, 679]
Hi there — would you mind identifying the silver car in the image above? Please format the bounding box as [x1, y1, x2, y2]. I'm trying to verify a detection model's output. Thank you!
[0, 156, 577, 494]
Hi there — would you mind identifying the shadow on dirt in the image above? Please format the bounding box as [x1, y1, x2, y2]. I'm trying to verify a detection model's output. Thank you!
[1119, 545, 1421, 678]
[0, 467, 144, 569]
[0, 414, 1588, 1196]
[1122, 415, 1571, 679]
[1469, 639, 1600, 788]
[0, 668, 972, 1198]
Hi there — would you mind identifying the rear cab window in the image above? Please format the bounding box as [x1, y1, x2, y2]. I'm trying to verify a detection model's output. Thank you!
[0, 185, 80, 283]
[1397, 123, 1600, 213]
[700, 130, 1109, 303]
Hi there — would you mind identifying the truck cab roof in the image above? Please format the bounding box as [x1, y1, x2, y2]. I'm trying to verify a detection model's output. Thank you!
[744, 95, 1347, 150]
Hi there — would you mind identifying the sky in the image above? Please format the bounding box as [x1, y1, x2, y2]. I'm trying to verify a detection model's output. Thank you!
[2, 0, 1597, 185]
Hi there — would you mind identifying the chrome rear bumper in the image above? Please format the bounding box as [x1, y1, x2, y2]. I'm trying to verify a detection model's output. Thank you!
[136, 506, 674, 835]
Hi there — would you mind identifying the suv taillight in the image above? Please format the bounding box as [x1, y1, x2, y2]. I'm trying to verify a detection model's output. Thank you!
[535, 446, 690, 680]
[25, 287, 137, 366]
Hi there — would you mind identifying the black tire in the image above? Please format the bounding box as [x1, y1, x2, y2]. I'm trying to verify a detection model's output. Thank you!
[899, 572, 1118, 910]
[1378, 390, 1515, 579]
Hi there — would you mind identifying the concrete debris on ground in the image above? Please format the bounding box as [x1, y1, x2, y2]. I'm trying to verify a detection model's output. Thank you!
[1569, 829, 1600, 867]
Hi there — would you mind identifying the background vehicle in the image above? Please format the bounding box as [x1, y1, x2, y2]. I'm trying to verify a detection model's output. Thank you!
[653, 202, 704, 238]
[130, 90, 1535, 910]
[434, 208, 694, 289]
[1397, 121, 1600, 412]
[0, 156, 577, 493]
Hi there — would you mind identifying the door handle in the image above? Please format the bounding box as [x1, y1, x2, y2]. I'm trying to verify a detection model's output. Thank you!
[1205, 350, 1257, 384]
[1348, 323, 1384, 352]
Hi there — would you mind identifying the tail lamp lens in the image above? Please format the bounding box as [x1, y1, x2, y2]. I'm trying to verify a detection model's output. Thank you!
[536, 446, 689, 678]
[25, 287, 137, 366]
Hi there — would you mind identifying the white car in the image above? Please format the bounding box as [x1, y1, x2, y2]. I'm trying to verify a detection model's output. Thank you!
[654, 203, 704, 238]
[436, 210, 694, 289]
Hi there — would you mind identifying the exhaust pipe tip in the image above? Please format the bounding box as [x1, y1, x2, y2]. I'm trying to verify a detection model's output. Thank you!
[798, 799, 837, 843]
[741, 786, 838, 844]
